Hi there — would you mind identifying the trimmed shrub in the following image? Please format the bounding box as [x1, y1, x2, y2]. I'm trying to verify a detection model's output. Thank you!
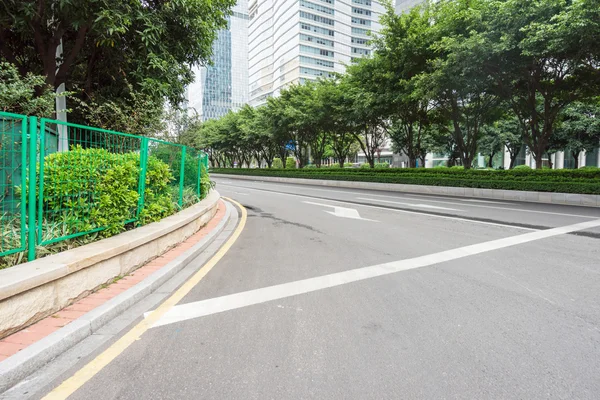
[344, 162, 354, 168]
[210, 167, 600, 194]
[285, 157, 296, 169]
[42, 146, 174, 236]
[375, 162, 390, 169]
[360, 163, 371, 169]
[272, 158, 283, 168]
[513, 165, 531, 170]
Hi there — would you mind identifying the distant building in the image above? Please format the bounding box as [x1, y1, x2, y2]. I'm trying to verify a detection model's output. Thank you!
[186, 0, 249, 121]
[248, 0, 385, 107]
[395, 0, 425, 13]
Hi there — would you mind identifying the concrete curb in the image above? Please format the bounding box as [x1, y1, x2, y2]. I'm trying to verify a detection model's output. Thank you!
[0, 201, 234, 394]
[214, 173, 600, 207]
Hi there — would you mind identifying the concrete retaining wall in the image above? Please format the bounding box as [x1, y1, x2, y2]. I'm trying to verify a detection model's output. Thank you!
[214, 174, 600, 207]
[0, 190, 220, 339]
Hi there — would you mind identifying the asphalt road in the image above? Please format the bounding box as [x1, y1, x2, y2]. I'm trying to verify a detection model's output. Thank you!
[23, 178, 600, 399]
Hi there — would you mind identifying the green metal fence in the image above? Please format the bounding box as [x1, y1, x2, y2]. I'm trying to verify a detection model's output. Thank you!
[0, 111, 209, 264]
[0, 112, 27, 258]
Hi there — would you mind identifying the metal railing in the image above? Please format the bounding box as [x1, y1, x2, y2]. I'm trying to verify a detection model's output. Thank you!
[0, 112, 209, 263]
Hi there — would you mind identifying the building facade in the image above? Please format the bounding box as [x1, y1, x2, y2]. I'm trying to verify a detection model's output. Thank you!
[187, 0, 249, 121]
[248, 0, 385, 106]
[394, 0, 424, 13]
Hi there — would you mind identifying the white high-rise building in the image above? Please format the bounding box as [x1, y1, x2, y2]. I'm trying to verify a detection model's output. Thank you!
[248, 0, 385, 106]
[394, 0, 424, 13]
[187, 0, 249, 121]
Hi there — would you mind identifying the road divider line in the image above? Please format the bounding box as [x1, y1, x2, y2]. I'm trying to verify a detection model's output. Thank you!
[148, 217, 600, 329]
[356, 197, 461, 211]
[41, 198, 247, 400]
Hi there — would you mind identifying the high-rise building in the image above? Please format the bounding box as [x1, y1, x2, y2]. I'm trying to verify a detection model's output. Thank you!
[394, 0, 424, 14]
[248, 0, 385, 106]
[187, 0, 249, 121]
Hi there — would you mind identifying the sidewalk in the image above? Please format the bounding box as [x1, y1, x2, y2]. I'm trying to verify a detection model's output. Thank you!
[0, 201, 227, 362]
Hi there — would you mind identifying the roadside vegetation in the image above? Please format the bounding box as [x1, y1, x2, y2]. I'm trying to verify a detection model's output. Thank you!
[211, 167, 600, 194]
[186, 0, 599, 171]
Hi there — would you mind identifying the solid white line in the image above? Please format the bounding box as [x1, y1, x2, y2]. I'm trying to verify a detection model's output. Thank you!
[218, 183, 537, 231]
[357, 197, 461, 211]
[217, 180, 598, 219]
[148, 217, 600, 328]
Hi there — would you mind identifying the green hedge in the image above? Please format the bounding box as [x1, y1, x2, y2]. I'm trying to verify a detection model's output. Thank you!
[210, 167, 600, 194]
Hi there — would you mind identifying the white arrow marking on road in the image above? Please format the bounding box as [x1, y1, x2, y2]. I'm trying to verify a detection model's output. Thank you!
[356, 197, 462, 211]
[304, 201, 378, 222]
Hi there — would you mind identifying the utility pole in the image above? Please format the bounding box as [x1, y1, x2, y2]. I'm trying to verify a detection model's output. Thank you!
[55, 39, 68, 152]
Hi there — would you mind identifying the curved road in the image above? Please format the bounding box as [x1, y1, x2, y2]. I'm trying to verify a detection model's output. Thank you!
[10, 178, 600, 399]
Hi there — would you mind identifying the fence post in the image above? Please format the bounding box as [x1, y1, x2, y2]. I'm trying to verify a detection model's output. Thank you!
[137, 137, 149, 220]
[197, 157, 202, 199]
[27, 116, 37, 262]
[178, 146, 186, 207]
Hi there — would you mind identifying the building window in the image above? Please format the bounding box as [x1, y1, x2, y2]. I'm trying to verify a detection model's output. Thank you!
[300, 0, 334, 15]
[300, 56, 335, 68]
[352, 0, 371, 5]
[351, 17, 371, 26]
[351, 37, 369, 45]
[352, 47, 370, 56]
[301, 44, 334, 57]
[352, 7, 371, 16]
[319, 0, 334, 3]
[300, 11, 335, 26]
[300, 22, 335, 36]
[300, 67, 334, 78]
[351, 27, 370, 35]
[300, 33, 334, 47]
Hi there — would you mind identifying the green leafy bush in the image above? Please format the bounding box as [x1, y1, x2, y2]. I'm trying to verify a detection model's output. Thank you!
[375, 162, 390, 169]
[285, 157, 296, 169]
[304, 164, 317, 169]
[42, 146, 174, 236]
[360, 163, 371, 169]
[272, 158, 283, 168]
[344, 162, 353, 168]
[513, 165, 531, 170]
[211, 167, 600, 194]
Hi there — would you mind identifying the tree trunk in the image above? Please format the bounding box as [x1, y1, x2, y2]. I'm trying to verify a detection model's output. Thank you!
[509, 154, 518, 169]
[487, 152, 495, 168]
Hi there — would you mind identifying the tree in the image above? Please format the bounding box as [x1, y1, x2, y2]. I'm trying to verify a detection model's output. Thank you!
[0, 61, 59, 116]
[554, 100, 600, 168]
[497, 116, 525, 169]
[374, 3, 436, 168]
[417, 0, 501, 169]
[1, 0, 235, 125]
[476, 0, 600, 168]
[344, 60, 390, 168]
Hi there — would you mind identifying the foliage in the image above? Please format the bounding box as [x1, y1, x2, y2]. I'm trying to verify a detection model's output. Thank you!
[41, 147, 175, 236]
[1, 0, 235, 126]
[0, 62, 61, 117]
[286, 157, 297, 169]
[272, 158, 284, 169]
[211, 168, 600, 194]
[185, 0, 599, 172]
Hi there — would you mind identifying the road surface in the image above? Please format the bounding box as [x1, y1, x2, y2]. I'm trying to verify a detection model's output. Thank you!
[12, 178, 600, 399]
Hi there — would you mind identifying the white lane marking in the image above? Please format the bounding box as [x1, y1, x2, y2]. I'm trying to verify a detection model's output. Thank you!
[218, 184, 537, 231]
[304, 201, 378, 222]
[147, 217, 600, 328]
[233, 192, 249, 196]
[217, 181, 598, 219]
[462, 199, 510, 204]
[357, 197, 461, 211]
